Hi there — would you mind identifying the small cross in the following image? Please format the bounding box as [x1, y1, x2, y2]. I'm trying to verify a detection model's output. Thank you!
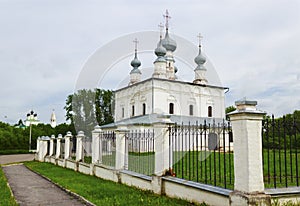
[163, 9, 171, 28]
[197, 33, 203, 46]
[158, 22, 164, 37]
[133, 38, 139, 51]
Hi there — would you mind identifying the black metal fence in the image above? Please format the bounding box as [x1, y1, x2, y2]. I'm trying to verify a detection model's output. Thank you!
[168, 120, 234, 189]
[262, 115, 300, 188]
[99, 131, 116, 167]
[125, 129, 155, 176]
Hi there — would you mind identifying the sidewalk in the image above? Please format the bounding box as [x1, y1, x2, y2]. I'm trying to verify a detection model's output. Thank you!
[0, 154, 34, 165]
[2, 164, 88, 206]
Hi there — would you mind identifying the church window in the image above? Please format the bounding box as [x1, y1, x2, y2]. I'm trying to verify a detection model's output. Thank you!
[142, 103, 146, 115]
[208, 106, 212, 117]
[132, 105, 135, 117]
[122, 107, 124, 118]
[169, 103, 174, 114]
[189, 105, 193, 116]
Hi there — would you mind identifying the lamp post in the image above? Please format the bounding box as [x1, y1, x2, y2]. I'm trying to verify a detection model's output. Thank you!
[27, 110, 37, 152]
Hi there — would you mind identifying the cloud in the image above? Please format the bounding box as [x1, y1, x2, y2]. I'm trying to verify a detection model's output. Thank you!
[0, 0, 299, 124]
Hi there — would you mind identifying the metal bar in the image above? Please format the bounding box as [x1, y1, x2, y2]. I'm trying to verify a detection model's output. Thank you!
[283, 116, 288, 187]
[223, 119, 227, 188]
[272, 115, 277, 188]
[294, 116, 299, 186]
[188, 122, 191, 180]
[204, 120, 207, 184]
[196, 121, 199, 182]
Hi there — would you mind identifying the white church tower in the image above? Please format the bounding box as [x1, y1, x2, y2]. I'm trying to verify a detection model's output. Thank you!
[193, 34, 208, 85]
[50, 110, 57, 128]
[129, 38, 142, 85]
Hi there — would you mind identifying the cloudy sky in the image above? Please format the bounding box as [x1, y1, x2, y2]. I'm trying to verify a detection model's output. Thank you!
[0, 0, 299, 124]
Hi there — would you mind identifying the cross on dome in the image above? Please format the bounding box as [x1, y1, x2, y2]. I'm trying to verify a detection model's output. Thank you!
[163, 9, 171, 29]
[133, 38, 139, 52]
[197, 33, 203, 47]
[158, 22, 164, 38]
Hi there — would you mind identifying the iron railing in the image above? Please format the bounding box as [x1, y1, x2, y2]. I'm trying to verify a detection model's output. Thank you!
[99, 131, 116, 167]
[262, 115, 300, 188]
[125, 129, 155, 176]
[168, 120, 234, 189]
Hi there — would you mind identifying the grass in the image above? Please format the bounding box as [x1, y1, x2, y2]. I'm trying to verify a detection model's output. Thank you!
[0, 166, 18, 205]
[173, 151, 234, 189]
[24, 161, 205, 206]
[263, 149, 300, 188]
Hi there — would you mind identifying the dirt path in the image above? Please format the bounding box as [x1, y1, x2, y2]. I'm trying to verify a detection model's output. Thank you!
[2, 164, 87, 206]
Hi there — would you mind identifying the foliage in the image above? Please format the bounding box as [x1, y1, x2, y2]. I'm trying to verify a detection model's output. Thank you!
[225, 105, 236, 120]
[64, 88, 114, 137]
[0, 167, 18, 205]
[24, 161, 205, 206]
[0, 122, 75, 151]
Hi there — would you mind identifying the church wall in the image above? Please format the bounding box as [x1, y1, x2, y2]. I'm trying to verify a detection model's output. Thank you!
[114, 78, 226, 121]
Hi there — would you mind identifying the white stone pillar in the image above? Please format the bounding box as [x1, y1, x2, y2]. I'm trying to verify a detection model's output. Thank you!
[92, 126, 101, 164]
[36, 137, 40, 153]
[49, 135, 55, 156]
[64, 131, 72, 159]
[153, 115, 173, 176]
[76, 131, 84, 162]
[115, 125, 128, 170]
[38, 136, 50, 161]
[55, 134, 62, 159]
[228, 100, 270, 206]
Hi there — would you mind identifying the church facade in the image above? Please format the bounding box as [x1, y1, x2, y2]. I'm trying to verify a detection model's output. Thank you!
[102, 11, 227, 129]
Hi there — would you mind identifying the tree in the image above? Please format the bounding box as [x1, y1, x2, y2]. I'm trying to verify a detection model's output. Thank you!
[225, 106, 236, 120]
[64, 88, 114, 137]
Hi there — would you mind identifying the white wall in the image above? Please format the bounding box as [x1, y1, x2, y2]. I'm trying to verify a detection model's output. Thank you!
[114, 78, 226, 121]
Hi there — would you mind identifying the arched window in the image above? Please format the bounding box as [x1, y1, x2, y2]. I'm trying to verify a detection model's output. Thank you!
[208, 106, 212, 117]
[189, 105, 193, 116]
[169, 103, 174, 114]
[142, 103, 146, 115]
[132, 105, 135, 117]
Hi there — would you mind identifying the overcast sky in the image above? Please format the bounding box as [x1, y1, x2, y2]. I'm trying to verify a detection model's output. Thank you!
[0, 0, 299, 125]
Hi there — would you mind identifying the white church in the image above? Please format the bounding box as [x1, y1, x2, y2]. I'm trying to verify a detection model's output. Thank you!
[102, 10, 227, 130]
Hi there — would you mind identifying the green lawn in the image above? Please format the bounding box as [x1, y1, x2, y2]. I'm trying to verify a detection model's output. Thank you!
[0, 166, 18, 206]
[24, 161, 205, 206]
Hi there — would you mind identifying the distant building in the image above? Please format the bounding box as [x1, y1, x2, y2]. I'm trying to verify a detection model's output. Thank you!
[24, 110, 40, 127]
[50, 110, 57, 128]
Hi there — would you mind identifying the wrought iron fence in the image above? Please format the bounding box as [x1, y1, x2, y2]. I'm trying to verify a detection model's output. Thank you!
[168, 120, 234, 189]
[262, 115, 300, 188]
[125, 129, 155, 176]
[99, 131, 116, 167]
[83, 136, 92, 163]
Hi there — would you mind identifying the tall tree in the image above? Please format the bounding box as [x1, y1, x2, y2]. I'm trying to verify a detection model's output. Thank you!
[64, 88, 114, 137]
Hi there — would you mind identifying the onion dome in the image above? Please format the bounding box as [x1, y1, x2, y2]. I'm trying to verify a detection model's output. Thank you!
[130, 53, 141, 69]
[194, 45, 206, 70]
[155, 39, 167, 57]
[162, 29, 177, 52]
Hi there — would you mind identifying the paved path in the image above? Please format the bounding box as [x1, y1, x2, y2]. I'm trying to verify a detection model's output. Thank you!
[3, 164, 87, 206]
[0, 154, 35, 165]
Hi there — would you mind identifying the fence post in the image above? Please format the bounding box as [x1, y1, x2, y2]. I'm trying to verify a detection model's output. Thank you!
[76, 131, 84, 162]
[92, 126, 101, 164]
[115, 124, 128, 170]
[228, 100, 270, 206]
[153, 115, 173, 176]
[64, 131, 72, 160]
[49, 135, 55, 156]
[55, 134, 62, 159]
[38, 136, 50, 161]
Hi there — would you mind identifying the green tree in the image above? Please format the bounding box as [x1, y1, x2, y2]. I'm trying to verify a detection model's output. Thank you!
[64, 88, 114, 137]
